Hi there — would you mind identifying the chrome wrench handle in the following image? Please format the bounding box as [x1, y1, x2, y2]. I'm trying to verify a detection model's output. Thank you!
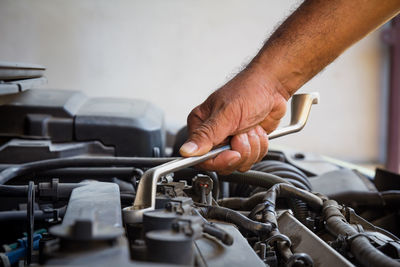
[269, 92, 319, 139]
[122, 145, 230, 223]
[123, 92, 319, 223]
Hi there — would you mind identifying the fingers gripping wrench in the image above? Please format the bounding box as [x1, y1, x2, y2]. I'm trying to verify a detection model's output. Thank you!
[123, 93, 319, 223]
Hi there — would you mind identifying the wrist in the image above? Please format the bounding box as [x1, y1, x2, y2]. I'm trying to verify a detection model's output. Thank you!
[246, 59, 292, 101]
[248, 42, 312, 99]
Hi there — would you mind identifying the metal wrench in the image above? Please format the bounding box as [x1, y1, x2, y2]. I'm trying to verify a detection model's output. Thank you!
[123, 93, 319, 223]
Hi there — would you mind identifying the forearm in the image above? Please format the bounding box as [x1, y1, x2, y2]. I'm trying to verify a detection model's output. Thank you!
[251, 0, 400, 98]
[181, 0, 400, 172]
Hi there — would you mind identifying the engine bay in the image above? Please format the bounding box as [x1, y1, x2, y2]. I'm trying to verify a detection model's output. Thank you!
[0, 88, 399, 266]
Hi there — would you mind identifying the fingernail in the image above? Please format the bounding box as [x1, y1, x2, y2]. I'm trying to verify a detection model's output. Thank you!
[228, 153, 241, 167]
[180, 141, 198, 155]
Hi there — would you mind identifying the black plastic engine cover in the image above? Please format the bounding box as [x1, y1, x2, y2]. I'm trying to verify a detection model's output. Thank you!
[75, 97, 164, 157]
[0, 89, 164, 159]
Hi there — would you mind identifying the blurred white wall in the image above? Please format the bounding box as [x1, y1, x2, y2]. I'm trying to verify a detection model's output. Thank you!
[0, 0, 386, 163]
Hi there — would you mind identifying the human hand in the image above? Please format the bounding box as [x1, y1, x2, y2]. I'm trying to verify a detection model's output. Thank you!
[180, 63, 290, 174]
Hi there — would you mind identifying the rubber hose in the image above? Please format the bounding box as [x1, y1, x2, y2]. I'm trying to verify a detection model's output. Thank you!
[382, 191, 400, 206]
[198, 205, 273, 234]
[283, 179, 310, 191]
[248, 183, 322, 222]
[219, 183, 322, 213]
[0, 156, 177, 185]
[0, 207, 66, 222]
[219, 170, 291, 189]
[218, 191, 267, 210]
[203, 223, 234, 246]
[0, 185, 28, 196]
[323, 199, 400, 267]
[252, 161, 309, 180]
[270, 170, 312, 190]
[264, 183, 322, 211]
[328, 190, 400, 208]
[252, 161, 311, 190]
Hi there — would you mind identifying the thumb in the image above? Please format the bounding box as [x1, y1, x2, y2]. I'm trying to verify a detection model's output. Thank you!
[180, 117, 232, 157]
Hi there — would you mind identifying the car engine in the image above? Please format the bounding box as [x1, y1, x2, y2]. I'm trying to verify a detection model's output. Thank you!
[0, 70, 399, 266]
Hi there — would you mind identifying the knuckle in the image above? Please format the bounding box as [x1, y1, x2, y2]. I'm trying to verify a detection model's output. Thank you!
[235, 135, 251, 155]
[187, 106, 202, 123]
[192, 123, 216, 142]
[242, 148, 251, 159]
